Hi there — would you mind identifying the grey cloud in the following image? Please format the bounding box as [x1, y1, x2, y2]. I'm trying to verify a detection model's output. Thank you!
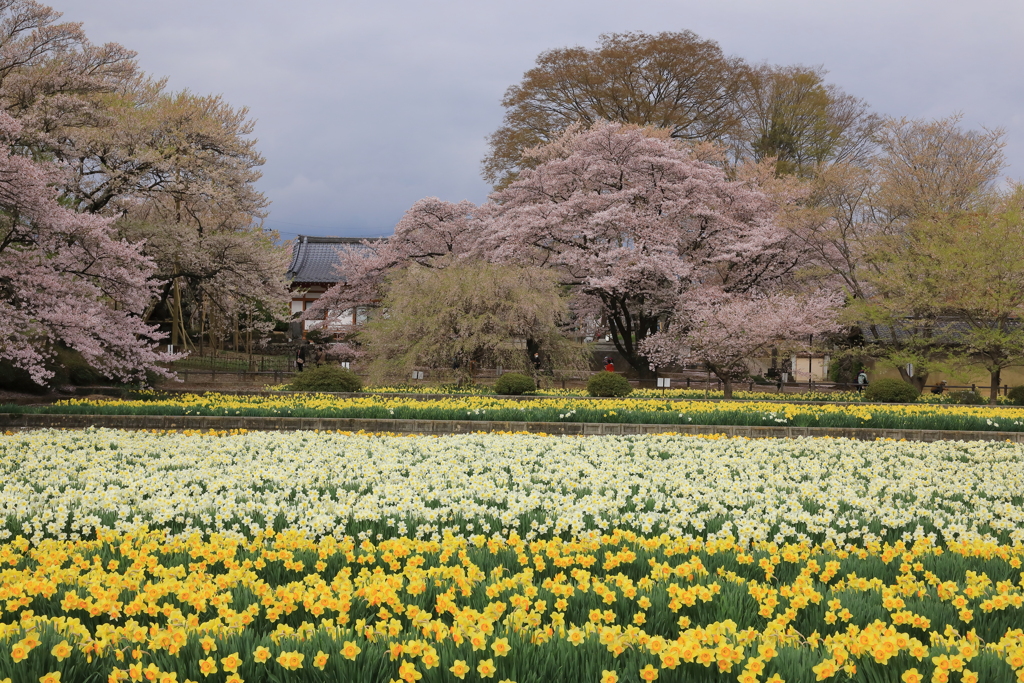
[59, 0, 1024, 238]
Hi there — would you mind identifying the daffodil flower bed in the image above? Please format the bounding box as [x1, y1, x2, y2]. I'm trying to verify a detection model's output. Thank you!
[3, 429, 1024, 548]
[366, 386, 869, 403]
[1, 430, 1024, 681]
[364, 386, 1008, 405]
[7, 392, 1024, 432]
[0, 529, 1022, 683]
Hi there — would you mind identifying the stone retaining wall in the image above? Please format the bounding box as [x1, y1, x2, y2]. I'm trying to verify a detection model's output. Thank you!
[2, 413, 1022, 443]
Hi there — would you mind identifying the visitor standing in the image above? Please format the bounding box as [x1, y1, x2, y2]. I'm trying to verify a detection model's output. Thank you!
[857, 370, 868, 392]
[296, 343, 307, 372]
[604, 357, 615, 373]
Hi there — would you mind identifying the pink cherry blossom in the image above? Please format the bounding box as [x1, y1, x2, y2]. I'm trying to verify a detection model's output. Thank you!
[641, 289, 841, 397]
[0, 111, 174, 386]
[484, 121, 801, 375]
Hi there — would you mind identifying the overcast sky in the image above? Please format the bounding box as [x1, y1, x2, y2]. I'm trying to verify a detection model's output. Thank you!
[61, 0, 1023, 240]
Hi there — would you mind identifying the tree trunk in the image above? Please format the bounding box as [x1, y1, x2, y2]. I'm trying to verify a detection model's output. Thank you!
[603, 295, 658, 378]
[721, 376, 734, 399]
[897, 366, 928, 392]
[143, 280, 173, 324]
[170, 279, 180, 349]
[990, 367, 1001, 405]
[607, 319, 655, 378]
[198, 297, 205, 356]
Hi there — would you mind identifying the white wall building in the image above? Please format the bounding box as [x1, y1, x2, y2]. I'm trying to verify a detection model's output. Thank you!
[285, 235, 384, 337]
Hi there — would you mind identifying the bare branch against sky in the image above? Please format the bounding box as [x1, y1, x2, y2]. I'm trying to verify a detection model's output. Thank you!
[60, 0, 1023, 238]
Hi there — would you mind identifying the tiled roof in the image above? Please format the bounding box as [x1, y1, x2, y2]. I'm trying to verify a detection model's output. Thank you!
[285, 236, 385, 284]
[857, 318, 1021, 344]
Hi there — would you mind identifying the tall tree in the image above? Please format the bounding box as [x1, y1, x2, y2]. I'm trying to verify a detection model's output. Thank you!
[739, 65, 880, 177]
[0, 111, 169, 385]
[108, 91, 283, 353]
[866, 197, 1024, 403]
[642, 290, 839, 398]
[792, 115, 1009, 389]
[359, 259, 589, 384]
[485, 121, 799, 377]
[0, 1, 287, 353]
[483, 31, 747, 187]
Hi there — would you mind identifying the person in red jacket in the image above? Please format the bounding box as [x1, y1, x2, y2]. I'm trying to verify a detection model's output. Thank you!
[604, 357, 615, 372]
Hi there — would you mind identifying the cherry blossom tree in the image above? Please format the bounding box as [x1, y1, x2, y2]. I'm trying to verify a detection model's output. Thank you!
[485, 121, 800, 376]
[0, 112, 172, 386]
[641, 289, 840, 398]
[0, 2, 285, 356]
[304, 197, 482, 321]
[312, 123, 833, 379]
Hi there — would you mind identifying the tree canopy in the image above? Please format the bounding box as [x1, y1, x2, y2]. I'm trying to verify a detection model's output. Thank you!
[0, 0, 286, 383]
[740, 65, 879, 177]
[359, 260, 590, 384]
[483, 31, 879, 188]
[483, 31, 747, 187]
[0, 111, 170, 385]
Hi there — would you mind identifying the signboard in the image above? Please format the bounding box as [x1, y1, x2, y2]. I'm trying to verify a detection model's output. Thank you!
[657, 377, 671, 388]
[412, 370, 424, 380]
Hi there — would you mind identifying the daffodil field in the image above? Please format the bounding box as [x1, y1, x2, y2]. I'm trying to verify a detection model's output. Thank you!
[364, 386, 868, 403]
[0, 429, 1023, 682]
[364, 385, 1013, 406]
[5, 393, 1024, 433]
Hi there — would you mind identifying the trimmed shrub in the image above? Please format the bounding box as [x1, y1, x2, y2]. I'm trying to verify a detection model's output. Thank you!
[587, 371, 633, 397]
[863, 378, 920, 403]
[1007, 385, 1024, 406]
[290, 365, 362, 393]
[494, 372, 536, 395]
[946, 390, 985, 405]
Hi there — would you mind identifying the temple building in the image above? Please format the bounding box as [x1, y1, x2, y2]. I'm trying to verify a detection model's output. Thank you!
[285, 235, 384, 337]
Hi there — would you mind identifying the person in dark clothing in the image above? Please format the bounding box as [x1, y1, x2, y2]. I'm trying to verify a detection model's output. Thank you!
[296, 343, 307, 372]
[532, 352, 542, 370]
[931, 380, 947, 395]
[856, 370, 868, 392]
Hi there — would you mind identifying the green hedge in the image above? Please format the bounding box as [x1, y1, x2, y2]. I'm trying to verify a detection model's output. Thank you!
[586, 371, 632, 397]
[290, 365, 363, 393]
[863, 378, 920, 403]
[494, 372, 536, 395]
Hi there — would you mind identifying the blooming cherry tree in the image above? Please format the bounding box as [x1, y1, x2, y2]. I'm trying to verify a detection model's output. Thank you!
[306, 197, 482, 320]
[312, 123, 835, 378]
[0, 112, 172, 386]
[484, 121, 801, 376]
[641, 289, 840, 398]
